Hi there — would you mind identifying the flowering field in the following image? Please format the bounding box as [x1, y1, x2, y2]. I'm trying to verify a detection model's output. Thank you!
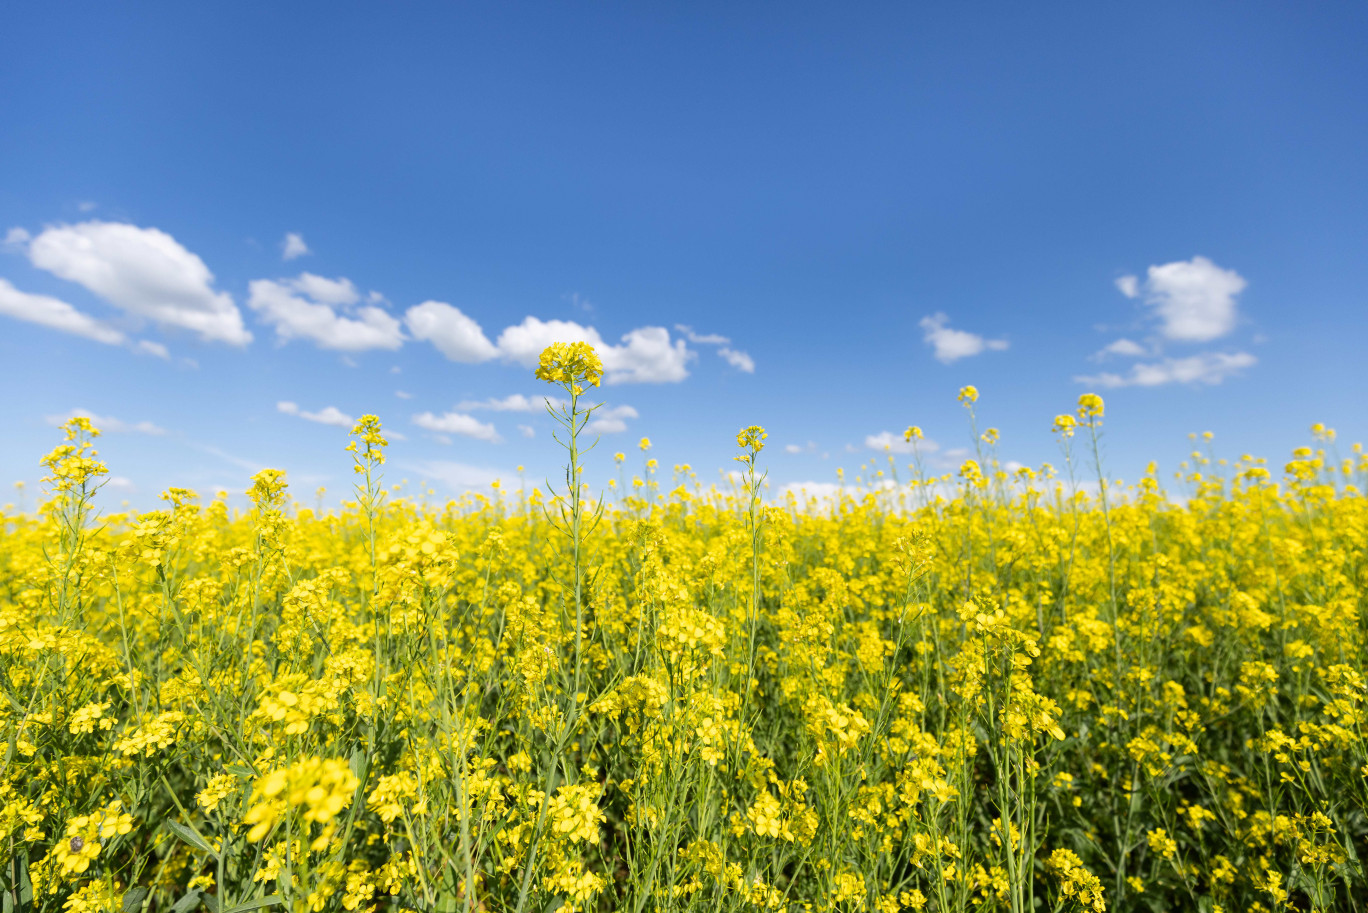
[3, 344, 1366, 913]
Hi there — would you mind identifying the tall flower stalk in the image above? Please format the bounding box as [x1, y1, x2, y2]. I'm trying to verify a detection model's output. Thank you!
[515, 341, 605, 913]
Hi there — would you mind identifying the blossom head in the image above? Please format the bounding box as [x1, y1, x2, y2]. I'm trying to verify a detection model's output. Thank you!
[1052, 414, 1076, 438]
[247, 470, 288, 517]
[903, 426, 923, 442]
[736, 425, 767, 453]
[957, 385, 979, 405]
[1076, 393, 1104, 420]
[535, 342, 603, 394]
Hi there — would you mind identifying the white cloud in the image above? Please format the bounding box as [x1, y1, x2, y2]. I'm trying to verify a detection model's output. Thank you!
[1129, 256, 1247, 342]
[105, 475, 135, 492]
[785, 444, 805, 454]
[1076, 352, 1257, 388]
[598, 326, 693, 383]
[395, 390, 413, 400]
[402, 460, 508, 492]
[456, 393, 561, 413]
[413, 411, 501, 443]
[46, 408, 166, 435]
[77, 201, 98, 214]
[518, 424, 535, 438]
[1094, 338, 1148, 359]
[1115, 275, 1140, 299]
[718, 347, 756, 373]
[404, 301, 499, 363]
[277, 401, 354, 428]
[287, 272, 359, 306]
[24, 221, 250, 345]
[919, 312, 1009, 364]
[133, 339, 171, 359]
[675, 324, 730, 345]
[404, 306, 697, 384]
[0, 278, 127, 345]
[865, 431, 941, 454]
[496, 318, 694, 384]
[585, 404, 639, 435]
[4, 227, 31, 247]
[248, 276, 403, 351]
[281, 232, 311, 261]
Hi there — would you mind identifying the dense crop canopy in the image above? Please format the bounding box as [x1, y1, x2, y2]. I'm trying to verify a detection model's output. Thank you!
[2, 365, 1366, 913]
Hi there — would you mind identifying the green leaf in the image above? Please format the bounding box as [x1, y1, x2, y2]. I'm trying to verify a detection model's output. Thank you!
[226, 764, 255, 779]
[16, 853, 32, 907]
[122, 886, 150, 912]
[169, 891, 204, 913]
[165, 820, 218, 859]
[221, 896, 283, 913]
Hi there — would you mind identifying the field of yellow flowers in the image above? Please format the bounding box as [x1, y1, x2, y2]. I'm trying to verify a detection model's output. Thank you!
[3, 342, 1366, 913]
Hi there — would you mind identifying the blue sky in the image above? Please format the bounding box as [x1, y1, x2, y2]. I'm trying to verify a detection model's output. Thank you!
[2, 2, 1365, 508]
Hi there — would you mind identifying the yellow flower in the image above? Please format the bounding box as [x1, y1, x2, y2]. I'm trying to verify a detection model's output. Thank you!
[535, 341, 604, 393]
[1076, 392, 1104, 420]
[244, 758, 359, 843]
[548, 783, 605, 844]
[957, 385, 979, 404]
[736, 425, 767, 453]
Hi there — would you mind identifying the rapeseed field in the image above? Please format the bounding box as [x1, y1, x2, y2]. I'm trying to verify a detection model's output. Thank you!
[3, 342, 1366, 913]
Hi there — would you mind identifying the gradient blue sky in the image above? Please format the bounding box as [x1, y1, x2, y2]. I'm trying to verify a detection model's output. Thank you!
[2, 2, 1365, 507]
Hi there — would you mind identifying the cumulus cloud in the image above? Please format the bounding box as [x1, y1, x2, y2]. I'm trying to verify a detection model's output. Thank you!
[46, 408, 166, 435]
[249, 275, 403, 351]
[1094, 338, 1148, 359]
[1124, 256, 1247, 342]
[919, 313, 1008, 364]
[1075, 352, 1257, 388]
[0, 278, 127, 345]
[288, 272, 359, 306]
[455, 394, 561, 413]
[412, 411, 501, 443]
[864, 431, 941, 454]
[718, 347, 755, 373]
[585, 404, 639, 435]
[785, 441, 817, 455]
[3, 227, 31, 247]
[281, 232, 311, 261]
[675, 324, 730, 345]
[404, 301, 499, 363]
[518, 424, 536, 438]
[496, 318, 694, 384]
[277, 401, 354, 428]
[23, 221, 250, 345]
[403, 306, 699, 384]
